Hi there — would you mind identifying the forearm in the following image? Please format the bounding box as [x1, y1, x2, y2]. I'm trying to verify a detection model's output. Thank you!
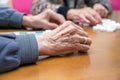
[0, 7, 24, 29]
[0, 34, 38, 73]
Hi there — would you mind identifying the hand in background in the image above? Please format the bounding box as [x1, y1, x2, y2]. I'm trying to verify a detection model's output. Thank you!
[22, 9, 65, 29]
[67, 7, 102, 25]
[93, 3, 109, 18]
[36, 21, 92, 56]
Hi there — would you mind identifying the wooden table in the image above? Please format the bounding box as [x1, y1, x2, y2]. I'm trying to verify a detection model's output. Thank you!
[1, 11, 120, 80]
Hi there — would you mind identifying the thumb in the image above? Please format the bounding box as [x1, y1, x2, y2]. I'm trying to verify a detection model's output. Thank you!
[45, 22, 58, 29]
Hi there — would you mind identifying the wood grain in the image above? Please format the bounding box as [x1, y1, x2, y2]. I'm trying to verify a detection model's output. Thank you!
[0, 11, 120, 80]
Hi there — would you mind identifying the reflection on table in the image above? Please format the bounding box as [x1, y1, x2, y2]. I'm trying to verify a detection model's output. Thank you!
[0, 11, 120, 80]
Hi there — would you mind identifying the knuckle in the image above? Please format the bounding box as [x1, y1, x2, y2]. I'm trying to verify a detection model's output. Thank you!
[83, 45, 90, 52]
[73, 43, 80, 49]
[70, 27, 78, 34]
[45, 9, 52, 13]
[92, 13, 96, 16]
[66, 21, 73, 24]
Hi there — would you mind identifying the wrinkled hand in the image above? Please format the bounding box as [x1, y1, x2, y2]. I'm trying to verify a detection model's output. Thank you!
[93, 3, 109, 18]
[36, 21, 92, 56]
[22, 9, 65, 29]
[67, 7, 102, 25]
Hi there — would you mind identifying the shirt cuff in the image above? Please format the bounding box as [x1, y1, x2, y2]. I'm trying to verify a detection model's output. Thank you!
[9, 11, 24, 29]
[15, 34, 38, 65]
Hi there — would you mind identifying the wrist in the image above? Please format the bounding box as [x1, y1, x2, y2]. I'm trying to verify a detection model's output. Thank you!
[67, 9, 79, 20]
[22, 15, 34, 28]
[35, 35, 47, 56]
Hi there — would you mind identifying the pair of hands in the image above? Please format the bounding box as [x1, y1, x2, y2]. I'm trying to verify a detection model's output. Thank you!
[67, 4, 109, 25]
[22, 9, 92, 56]
[36, 21, 92, 56]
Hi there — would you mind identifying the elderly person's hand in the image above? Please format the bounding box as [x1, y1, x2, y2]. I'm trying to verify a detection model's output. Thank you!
[22, 9, 65, 29]
[67, 7, 102, 25]
[93, 3, 109, 18]
[36, 21, 92, 56]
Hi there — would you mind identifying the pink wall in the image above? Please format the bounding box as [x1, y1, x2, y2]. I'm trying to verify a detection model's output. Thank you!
[12, 0, 33, 14]
[110, 0, 120, 10]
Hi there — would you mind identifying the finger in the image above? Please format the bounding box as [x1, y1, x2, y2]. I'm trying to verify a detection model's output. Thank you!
[95, 7, 107, 18]
[78, 44, 90, 52]
[86, 8, 102, 24]
[96, 9, 102, 17]
[44, 22, 58, 29]
[51, 21, 74, 36]
[51, 21, 88, 40]
[57, 14, 66, 23]
[94, 14, 102, 24]
[80, 37, 92, 45]
[71, 35, 91, 45]
[71, 23, 88, 36]
[51, 25, 78, 40]
[78, 14, 91, 24]
[68, 43, 90, 53]
[57, 24, 88, 39]
[56, 34, 89, 44]
[38, 20, 58, 30]
[75, 30, 88, 37]
[46, 9, 66, 24]
[101, 10, 105, 18]
[53, 43, 90, 55]
[96, 7, 105, 18]
[51, 25, 88, 41]
[50, 14, 66, 24]
[103, 9, 108, 18]
[85, 13, 97, 25]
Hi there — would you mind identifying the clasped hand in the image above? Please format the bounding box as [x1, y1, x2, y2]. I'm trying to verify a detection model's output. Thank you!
[36, 21, 92, 56]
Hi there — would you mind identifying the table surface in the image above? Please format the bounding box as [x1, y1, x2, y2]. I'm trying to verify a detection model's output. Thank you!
[0, 11, 120, 80]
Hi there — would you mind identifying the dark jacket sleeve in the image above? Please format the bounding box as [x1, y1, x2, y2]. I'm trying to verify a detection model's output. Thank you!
[57, 6, 70, 19]
[0, 33, 38, 73]
[85, 0, 112, 13]
[0, 7, 24, 29]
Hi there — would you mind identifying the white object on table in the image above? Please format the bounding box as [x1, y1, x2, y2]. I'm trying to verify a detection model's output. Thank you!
[93, 19, 120, 32]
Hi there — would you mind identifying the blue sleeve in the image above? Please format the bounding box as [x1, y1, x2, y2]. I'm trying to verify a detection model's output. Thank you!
[0, 7, 24, 29]
[0, 33, 38, 73]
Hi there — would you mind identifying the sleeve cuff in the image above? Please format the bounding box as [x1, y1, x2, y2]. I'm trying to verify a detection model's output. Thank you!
[9, 11, 24, 29]
[100, 3, 112, 13]
[87, 1, 99, 7]
[15, 34, 38, 65]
